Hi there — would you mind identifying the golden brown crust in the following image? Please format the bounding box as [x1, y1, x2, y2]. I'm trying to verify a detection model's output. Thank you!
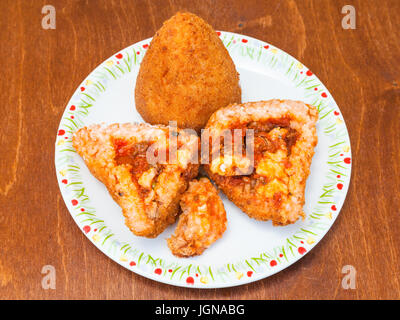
[135, 11, 241, 132]
[204, 100, 318, 226]
[72, 123, 199, 238]
[167, 177, 227, 257]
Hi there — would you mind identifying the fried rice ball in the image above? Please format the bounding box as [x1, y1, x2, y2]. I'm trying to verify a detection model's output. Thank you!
[135, 11, 241, 132]
[204, 100, 318, 226]
[72, 123, 199, 238]
[167, 178, 227, 257]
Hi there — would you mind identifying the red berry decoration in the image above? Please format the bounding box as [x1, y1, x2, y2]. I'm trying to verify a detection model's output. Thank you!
[321, 92, 328, 98]
[143, 44, 149, 49]
[334, 111, 340, 116]
[61, 179, 68, 184]
[80, 87, 85, 92]
[129, 261, 136, 267]
[115, 53, 123, 59]
[306, 70, 313, 76]
[71, 199, 78, 206]
[264, 45, 269, 49]
[70, 105, 76, 111]
[247, 271, 253, 277]
[216, 31, 221, 36]
[331, 205, 337, 211]
[344, 157, 351, 164]
[298, 247, 306, 255]
[83, 225, 90, 234]
[186, 277, 194, 284]
[270, 260, 277, 267]
[58, 129, 65, 136]
[168, 269, 172, 273]
[337, 183, 343, 190]
[242, 39, 248, 43]
[154, 268, 162, 275]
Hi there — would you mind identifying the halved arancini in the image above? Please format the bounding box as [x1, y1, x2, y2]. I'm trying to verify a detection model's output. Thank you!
[204, 100, 318, 226]
[72, 123, 199, 238]
[167, 177, 227, 257]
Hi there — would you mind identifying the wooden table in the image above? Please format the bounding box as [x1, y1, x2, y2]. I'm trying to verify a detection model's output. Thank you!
[1, 0, 399, 300]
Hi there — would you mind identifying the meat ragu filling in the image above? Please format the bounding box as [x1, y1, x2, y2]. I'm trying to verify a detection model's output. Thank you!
[211, 118, 299, 209]
[113, 138, 196, 213]
[113, 139, 161, 201]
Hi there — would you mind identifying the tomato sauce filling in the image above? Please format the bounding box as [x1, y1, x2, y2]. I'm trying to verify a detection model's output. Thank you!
[113, 137, 194, 202]
[211, 118, 299, 208]
[114, 140, 152, 174]
[113, 139, 160, 200]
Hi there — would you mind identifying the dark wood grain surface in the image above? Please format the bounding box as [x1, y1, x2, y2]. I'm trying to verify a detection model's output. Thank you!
[1, 0, 399, 300]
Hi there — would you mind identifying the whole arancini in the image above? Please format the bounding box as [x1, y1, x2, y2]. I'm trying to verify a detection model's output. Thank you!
[135, 12, 241, 132]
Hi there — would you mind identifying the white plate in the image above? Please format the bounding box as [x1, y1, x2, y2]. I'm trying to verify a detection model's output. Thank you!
[55, 32, 352, 288]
